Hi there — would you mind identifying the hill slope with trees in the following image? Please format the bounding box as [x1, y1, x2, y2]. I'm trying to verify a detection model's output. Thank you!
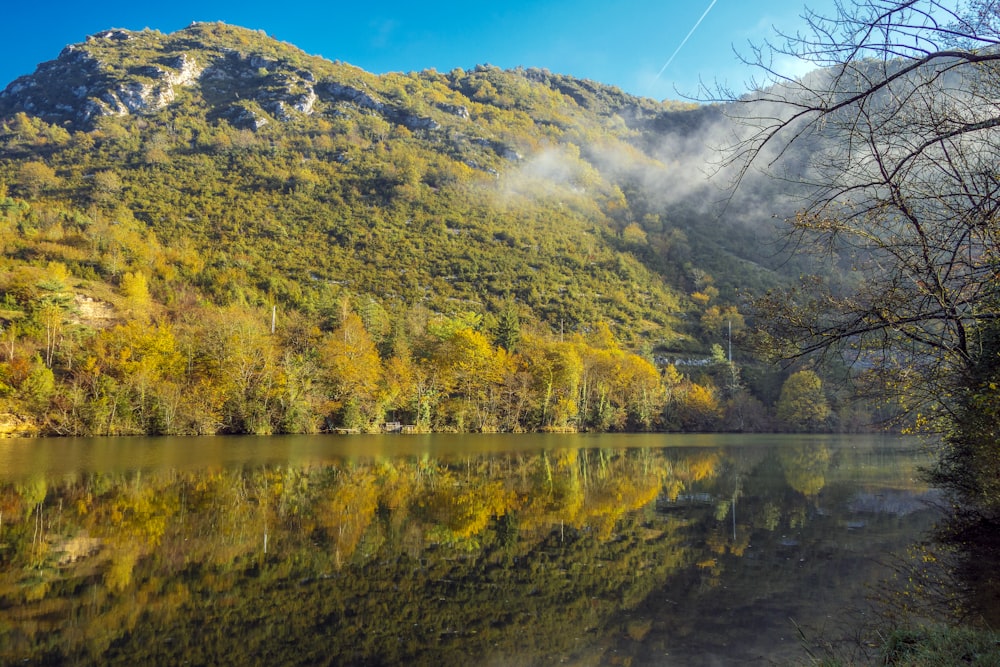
[0, 22, 855, 435]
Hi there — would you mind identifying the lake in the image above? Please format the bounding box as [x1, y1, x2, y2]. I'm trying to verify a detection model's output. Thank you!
[0, 433, 939, 665]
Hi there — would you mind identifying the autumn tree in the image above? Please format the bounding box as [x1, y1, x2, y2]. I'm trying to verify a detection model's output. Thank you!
[520, 333, 582, 430]
[34, 262, 73, 368]
[18, 356, 55, 414]
[668, 380, 722, 432]
[320, 308, 383, 429]
[72, 320, 187, 435]
[775, 370, 830, 432]
[17, 161, 59, 198]
[119, 271, 152, 321]
[196, 307, 283, 435]
[700, 305, 744, 344]
[613, 353, 665, 430]
[91, 170, 123, 206]
[428, 324, 513, 431]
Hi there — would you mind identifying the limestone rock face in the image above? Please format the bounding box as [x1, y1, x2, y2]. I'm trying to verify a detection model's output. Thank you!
[1, 31, 207, 127]
[222, 105, 269, 130]
[0, 18, 567, 172]
[0, 25, 332, 130]
[317, 81, 385, 112]
[438, 103, 470, 119]
[165, 54, 202, 87]
[200, 50, 320, 125]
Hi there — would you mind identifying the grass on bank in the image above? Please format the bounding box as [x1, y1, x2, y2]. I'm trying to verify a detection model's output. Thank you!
[880, 626, 1000, 666]
[817, 625, 1000, 666]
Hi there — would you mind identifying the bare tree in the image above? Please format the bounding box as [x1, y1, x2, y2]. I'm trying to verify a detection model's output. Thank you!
[722, 1, 1000, 420]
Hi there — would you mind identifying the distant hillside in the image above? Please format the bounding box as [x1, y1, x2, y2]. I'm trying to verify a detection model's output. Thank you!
[0, 22, 796, 338]
[0, 23, 851, 436]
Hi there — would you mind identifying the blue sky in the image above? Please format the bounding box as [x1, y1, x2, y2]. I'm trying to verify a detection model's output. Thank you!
[2, 0, 836, 101]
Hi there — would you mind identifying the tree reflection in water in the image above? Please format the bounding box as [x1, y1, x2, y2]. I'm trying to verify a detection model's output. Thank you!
[881, 510, 1000, 633]
[0, 437, 944, 665]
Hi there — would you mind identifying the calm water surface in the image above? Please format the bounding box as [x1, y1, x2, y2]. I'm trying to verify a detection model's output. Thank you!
[0, 433, 938, 665]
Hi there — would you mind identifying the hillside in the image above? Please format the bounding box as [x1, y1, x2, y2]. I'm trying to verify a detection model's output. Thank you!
[0, 23, 836, 436]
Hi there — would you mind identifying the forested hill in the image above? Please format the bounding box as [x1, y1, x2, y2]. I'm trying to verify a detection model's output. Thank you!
[0, 22, 789, 336]
[0, 22, 837, 436]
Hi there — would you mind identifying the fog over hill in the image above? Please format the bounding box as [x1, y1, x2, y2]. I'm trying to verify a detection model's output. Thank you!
[0, 22, 892, 436]
[0, 22, 815, 331]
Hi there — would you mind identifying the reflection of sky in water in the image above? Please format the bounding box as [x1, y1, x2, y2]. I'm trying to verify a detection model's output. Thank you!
[0, 433, 939, 666]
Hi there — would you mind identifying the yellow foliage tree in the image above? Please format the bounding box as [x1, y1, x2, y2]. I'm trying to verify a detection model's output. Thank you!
[429, 326, 514, 431]
[196, 307, 283, 434]
[520, 333, 583, 429]
[670, 382, 722, 431]
[614, 353, 665, 429]
[321, 310, 383, 428]
[17, 161, 59, 198]
[775, 370, 830, 432]
[120, 271, 152, 321]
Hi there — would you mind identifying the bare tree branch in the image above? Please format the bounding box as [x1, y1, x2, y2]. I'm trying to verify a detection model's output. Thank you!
[728, 1, 1000, 416]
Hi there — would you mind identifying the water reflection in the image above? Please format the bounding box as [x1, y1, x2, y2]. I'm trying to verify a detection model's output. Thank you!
[0, 434, 938, 665]
[894, 511, 1000, 631]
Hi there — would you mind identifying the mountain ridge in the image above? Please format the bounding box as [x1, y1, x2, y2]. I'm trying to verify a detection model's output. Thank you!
[0, 22, 672, 136]
[0, 22, 736, 340]
[0, 22, 838, 435]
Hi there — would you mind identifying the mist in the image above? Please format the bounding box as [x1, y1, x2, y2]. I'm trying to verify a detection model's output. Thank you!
[491, 90, 817, 232]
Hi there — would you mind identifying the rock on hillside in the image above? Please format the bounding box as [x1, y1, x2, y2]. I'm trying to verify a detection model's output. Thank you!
[1, 29, 206, 127]
[0, 21, 800, 342]
[0, 23, 457, 134]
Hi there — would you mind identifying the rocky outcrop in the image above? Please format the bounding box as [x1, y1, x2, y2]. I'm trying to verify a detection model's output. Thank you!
[1, 34, 205, 127]
[0, 413, 39, 437]
[316, 81, 440, 132]
[472, 137, 522, 161]
[317, 81, 385, 112]
[201, 51, 319, 126]
[162, 53, 202, 87]
[1, 45, 106, 122]
[71, 294, 116, 327]
[438, 103, 470, 119]
[259, 82, 317, 119]
[399, 114, 439, 131]
[88, 29, 133, 43]
[0, 26, 329, 129]
[0, 23, 453, 134]
[224, 105, 269, 130]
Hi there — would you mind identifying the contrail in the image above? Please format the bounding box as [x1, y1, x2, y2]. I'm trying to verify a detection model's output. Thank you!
[652, 0, 719, 84]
